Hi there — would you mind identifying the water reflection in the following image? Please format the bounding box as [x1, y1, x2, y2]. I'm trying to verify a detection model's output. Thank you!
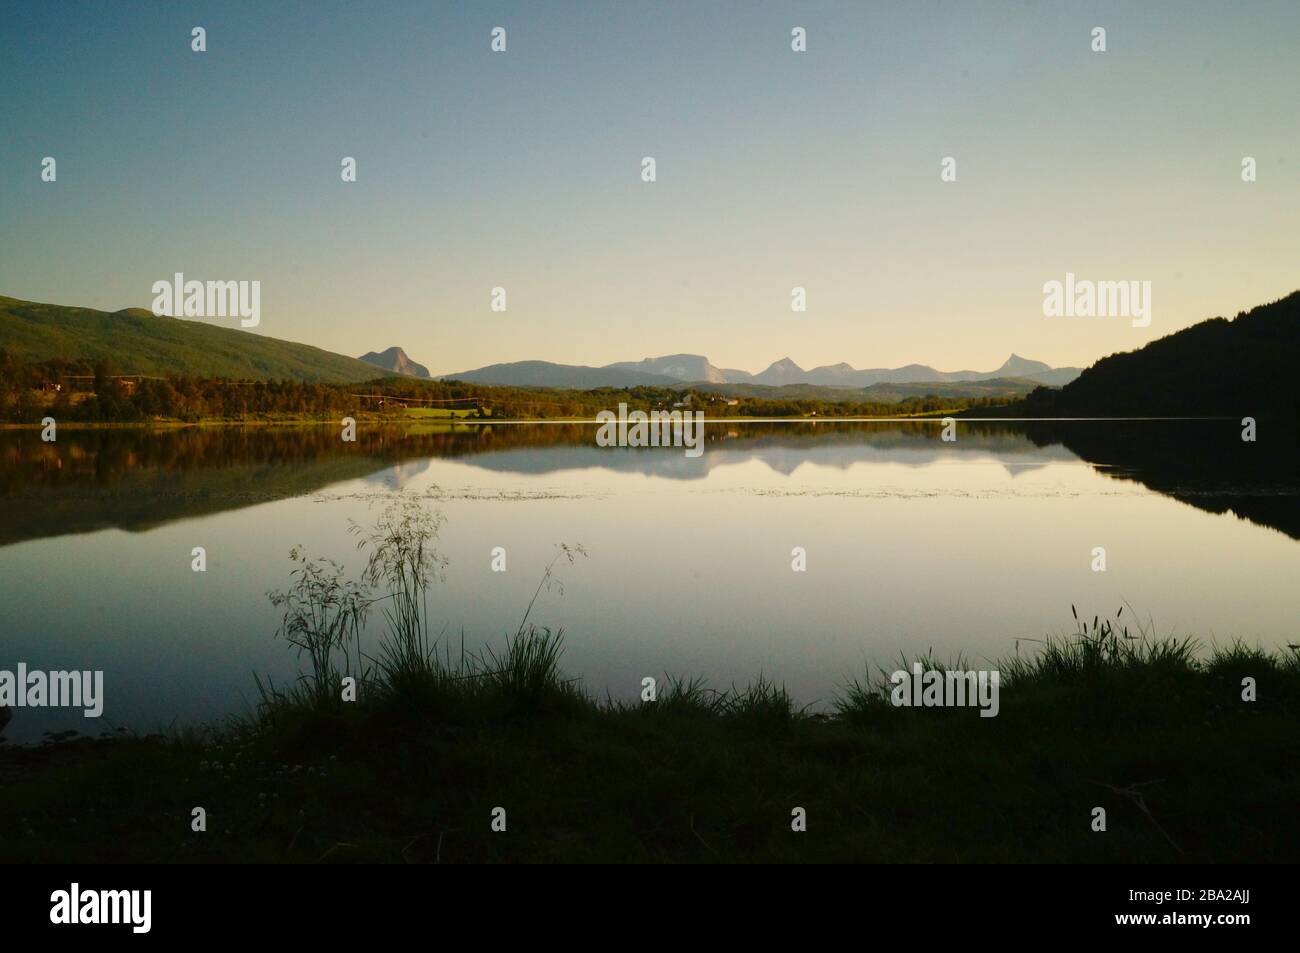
[0, 419, 1296, 546]
[2, 418, 1296, 742]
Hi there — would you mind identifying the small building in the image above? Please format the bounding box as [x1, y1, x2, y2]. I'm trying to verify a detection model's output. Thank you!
[60, 374, 148, 394]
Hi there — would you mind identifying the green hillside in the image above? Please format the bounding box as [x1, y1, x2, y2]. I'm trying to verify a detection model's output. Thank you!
[0, 296, 390, 383]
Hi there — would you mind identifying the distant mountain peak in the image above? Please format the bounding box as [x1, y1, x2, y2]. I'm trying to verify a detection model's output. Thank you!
[604, 353, 728, 383]
[749, 357, 808, 385]
[359, 346, 430, 379]
[995, 353, 1052, 375]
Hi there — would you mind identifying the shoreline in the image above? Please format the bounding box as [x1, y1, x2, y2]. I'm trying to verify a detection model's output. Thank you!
[2, 630, 1296, 863]
[0, 414, 1239, 430]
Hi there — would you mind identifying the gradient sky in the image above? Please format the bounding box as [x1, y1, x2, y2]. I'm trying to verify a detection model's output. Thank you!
[2, 0, 1297, 376]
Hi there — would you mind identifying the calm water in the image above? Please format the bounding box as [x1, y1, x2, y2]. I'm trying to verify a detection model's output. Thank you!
[2, 420, 1297, 742]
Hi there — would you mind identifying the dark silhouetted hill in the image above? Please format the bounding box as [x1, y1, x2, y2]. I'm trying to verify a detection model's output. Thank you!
[1014, 292, 1300, 423]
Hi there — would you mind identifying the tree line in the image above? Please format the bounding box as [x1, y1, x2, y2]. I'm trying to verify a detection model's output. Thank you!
[0, 351, 1002, 422]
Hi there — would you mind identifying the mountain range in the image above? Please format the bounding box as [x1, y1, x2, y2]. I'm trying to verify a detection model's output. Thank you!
[0, 294, 1081, 392]
[441, 352, 1082, 389]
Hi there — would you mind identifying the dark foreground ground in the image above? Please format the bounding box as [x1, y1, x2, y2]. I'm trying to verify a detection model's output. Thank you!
[2, 624, 1297, 864]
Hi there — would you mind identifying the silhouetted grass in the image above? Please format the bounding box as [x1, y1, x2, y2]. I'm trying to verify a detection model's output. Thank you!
[3, 514, 1296, 863]
[4, 620, 1296, 863]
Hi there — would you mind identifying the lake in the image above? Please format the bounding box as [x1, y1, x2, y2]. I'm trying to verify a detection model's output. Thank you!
[1, 419, 1297, 743]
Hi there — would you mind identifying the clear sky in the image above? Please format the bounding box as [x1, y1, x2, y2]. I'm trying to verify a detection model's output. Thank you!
[2, 0, 1297, 376]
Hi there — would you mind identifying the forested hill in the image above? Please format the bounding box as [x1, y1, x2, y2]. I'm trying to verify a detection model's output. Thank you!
[1019, 291, 1300, 421]
[0, 296, 388, 384]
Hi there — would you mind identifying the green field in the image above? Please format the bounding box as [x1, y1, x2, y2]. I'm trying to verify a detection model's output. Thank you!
[400, 406, 485, 419]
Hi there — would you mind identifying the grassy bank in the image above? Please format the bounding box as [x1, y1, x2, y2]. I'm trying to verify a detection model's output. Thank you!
[2, 502, 1296, 863]
[2, 620, 1296, 863]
